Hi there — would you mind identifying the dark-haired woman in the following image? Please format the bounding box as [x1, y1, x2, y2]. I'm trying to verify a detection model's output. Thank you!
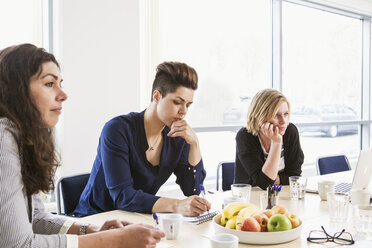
[0, 44, 164, 248]
[74, 62, 210, 217]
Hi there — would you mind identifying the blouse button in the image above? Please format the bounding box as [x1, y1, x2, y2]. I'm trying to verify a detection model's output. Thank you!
[193, 169, 196, 173]
[193, 188, 196, 191]
[188, 167, 191, 170]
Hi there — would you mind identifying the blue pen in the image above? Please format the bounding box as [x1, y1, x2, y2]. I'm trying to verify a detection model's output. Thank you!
[152, 212, 159, 228]
[199, 184, 209, 213]
[277, 185, 282, 192]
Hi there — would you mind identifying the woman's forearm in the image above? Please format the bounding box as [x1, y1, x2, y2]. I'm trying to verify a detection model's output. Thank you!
[67, 222, 100, 235]
[152, 197, 178, 213]
[261, 141, 282, 180]
[188, 139, 201, 166]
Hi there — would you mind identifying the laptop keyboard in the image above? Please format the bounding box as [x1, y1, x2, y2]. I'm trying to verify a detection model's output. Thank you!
[335, 182, 352, 193]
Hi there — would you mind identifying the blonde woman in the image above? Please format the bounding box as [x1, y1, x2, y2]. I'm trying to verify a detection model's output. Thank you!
[235, 89, 304, 190]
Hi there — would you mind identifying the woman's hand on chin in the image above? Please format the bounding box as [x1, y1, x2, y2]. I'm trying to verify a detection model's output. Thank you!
[167, 119, 198, 145]
[260, 122, 282, 144]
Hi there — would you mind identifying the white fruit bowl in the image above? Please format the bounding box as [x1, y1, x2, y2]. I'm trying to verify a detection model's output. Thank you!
[213, 214, 302, 245]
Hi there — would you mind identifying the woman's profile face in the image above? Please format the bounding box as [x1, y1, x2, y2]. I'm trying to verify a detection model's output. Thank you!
[29, 62, 67, 128]
[155, 86, 194, 127]
[268, 101, 289, 135]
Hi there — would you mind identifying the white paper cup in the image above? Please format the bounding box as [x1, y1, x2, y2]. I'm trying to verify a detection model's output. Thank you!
[210, 233, 239, 248]
[318, 180, 335, 201]
[350, 188, 371, 206]
[160, 214, 182, 240]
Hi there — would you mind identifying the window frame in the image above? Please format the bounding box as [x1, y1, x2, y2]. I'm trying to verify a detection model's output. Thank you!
[145, 0, 372, 180]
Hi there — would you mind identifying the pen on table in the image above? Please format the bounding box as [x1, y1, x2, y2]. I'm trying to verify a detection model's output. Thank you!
[199, 184, 209, 213]
[152, 212, 159, 229]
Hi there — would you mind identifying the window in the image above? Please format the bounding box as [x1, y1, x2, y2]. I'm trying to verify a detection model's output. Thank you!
[1, 0, 54, 203]
[149, 0, 271, 179]
[147, 0, 372, 182]
[0, 0, 47, 50]
[281, 1, 364, 164]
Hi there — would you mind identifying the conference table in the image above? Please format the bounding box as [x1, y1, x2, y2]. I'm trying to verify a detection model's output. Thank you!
[81, 176, 371, 247]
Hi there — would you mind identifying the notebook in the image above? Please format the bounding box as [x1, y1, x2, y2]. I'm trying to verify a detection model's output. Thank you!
[306, 148, 372, 196]
[183, 210, 220, 225]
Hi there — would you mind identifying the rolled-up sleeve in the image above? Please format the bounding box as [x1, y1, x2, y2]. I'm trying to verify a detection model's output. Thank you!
[174, 144, 206, 196]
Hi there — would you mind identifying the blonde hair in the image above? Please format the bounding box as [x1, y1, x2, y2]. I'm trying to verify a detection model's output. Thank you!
[246, 89, 290, 136]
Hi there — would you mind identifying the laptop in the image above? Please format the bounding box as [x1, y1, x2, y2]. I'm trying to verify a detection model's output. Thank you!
[306, 148, 372, 195]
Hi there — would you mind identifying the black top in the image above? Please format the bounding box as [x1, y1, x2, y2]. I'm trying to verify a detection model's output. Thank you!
[235, 123, 304, 190]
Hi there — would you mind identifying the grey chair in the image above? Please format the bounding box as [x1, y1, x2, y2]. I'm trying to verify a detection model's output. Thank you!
[56, 173, 90, 215]
[216, 161, 235, 191]
[316, 155, 351, 175]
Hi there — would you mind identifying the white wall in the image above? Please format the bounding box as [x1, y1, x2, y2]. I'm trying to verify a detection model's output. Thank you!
[57, 0, 142, 176]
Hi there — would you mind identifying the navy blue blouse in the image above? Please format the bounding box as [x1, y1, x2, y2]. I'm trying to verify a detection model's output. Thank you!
[74, 111, 206, 216]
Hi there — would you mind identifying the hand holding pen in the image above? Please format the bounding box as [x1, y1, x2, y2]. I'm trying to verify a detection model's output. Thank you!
[152, 212, 159, 229]
[199, 184, 209, 213]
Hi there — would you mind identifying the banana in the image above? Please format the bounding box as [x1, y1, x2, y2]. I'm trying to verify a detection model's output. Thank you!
[223, 202, 253, 220]
[220, 212, 227, 226]
[225, 215, 237, 229]
[235, 204, 261, 231]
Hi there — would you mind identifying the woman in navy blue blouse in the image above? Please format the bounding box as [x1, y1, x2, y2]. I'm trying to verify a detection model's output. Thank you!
[74, 62, 210, 217]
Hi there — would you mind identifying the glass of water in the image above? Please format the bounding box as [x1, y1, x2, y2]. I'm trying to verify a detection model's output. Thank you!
[352, 205, 372, 239]
[231, 184, 251, 202]
[327, 192, 350, 222]
[289, 176, 307, 200]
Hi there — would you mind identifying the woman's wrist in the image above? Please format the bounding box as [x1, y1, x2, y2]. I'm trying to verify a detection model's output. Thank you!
[173, 199, 180, 213]
[86, 224, 100, 234]
[271, 137, 282, 145]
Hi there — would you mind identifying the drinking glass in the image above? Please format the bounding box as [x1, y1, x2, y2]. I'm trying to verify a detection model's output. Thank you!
[231, 184, 251, 202]
[327, 192, 350, 222]
[289, 176, 307, 200]
[352, 205, 372, 239]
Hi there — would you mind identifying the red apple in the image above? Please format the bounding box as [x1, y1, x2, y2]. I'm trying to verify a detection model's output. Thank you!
[240, 217, 261, 232]
[285, 212, 300, 229]
[252, 213, 269, 232]
[271, 205, 288, 215]
[262, 209, 275, 218]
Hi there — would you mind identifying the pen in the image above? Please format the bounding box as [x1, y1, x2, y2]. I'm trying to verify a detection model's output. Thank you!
[152, 212, 159, 228]
[199, 184, 209, 213]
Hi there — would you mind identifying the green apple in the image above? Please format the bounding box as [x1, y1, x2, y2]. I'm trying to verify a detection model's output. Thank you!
[267, 214, 292, 232]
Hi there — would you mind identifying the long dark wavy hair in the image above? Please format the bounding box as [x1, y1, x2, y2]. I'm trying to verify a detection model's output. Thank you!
[0, 44, 60, 196]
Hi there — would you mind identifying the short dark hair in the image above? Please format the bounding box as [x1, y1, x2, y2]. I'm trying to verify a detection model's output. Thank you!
[151, 61, 198, 101]
[0, 43, 60, 196]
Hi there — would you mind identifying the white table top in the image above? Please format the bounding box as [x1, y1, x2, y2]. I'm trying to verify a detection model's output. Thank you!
[81, 179, 372, 247]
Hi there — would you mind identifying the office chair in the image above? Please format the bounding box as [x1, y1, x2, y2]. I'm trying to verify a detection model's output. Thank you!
[316, 155, 351, 175]
[216, 161, 235, 191]
[56, 173, 90, 215]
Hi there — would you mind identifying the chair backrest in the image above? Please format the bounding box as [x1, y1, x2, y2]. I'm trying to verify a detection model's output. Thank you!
[56, 173, 90, 215]
[216, 161, 235, 191]
[316, 155, 351, 175]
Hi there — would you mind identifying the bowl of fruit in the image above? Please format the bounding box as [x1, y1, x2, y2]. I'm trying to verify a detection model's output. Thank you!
[213, 202, 302, 244]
